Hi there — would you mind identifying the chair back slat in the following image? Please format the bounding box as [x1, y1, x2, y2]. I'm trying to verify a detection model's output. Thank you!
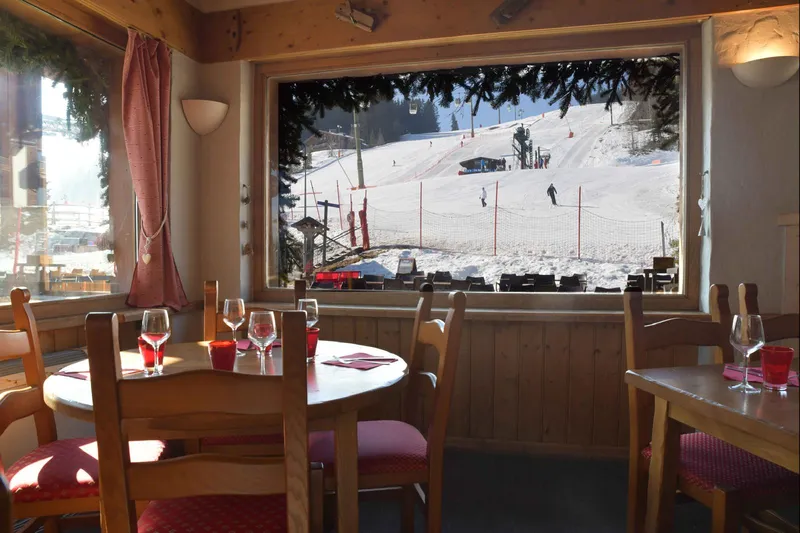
[624, 286, 732, 455]
[127, 455, 287, 501]
[118, 371, 284, 420]
[203, 280, 307, 341]
[0, 288, 57, 445]
[739, 283, 800, 342]
[641, 318, 727, 352]
[0, 387, 43, 435]
[0, 330, 35, 361]
[88, 310, 311, 533]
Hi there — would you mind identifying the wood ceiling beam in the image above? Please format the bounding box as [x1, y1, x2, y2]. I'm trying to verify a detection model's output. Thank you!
[1, 0, 127, 52]
[198, 0, 797, 64]
[69, 0, 203, 60]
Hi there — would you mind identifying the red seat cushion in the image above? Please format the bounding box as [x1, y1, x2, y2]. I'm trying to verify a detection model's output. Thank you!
[7, 437, 166, 503]
[138, 495, 287, 532]
[202, 433, 283, 447]
[642, 432, 797, 497]
[309, 420, 427, 476]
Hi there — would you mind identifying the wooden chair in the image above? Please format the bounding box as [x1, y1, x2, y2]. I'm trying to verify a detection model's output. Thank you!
[624, 286, 798, 533]
[203, 279, 306, 341]
[1, 469, 10, 533]
[307, 284, 467, 533]
[738, 283, 800, 343]
[0, 288, 166, 533]
[86, 310, 323, 533]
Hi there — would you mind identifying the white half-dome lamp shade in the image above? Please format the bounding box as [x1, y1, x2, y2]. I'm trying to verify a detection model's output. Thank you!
[181, 99, 229, 135]
[731, 56, 800, 88]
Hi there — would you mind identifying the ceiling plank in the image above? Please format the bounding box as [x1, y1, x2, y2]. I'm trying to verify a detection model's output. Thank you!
[198, 0, 797, 63]
[70, 0, 202, 60]
[1, 0, 127, 51]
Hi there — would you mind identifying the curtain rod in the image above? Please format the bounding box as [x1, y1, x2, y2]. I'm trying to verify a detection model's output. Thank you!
[20, 0, 126, 52]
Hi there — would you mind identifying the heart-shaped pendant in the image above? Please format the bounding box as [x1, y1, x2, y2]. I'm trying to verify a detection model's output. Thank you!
[142, 253, 152, 265]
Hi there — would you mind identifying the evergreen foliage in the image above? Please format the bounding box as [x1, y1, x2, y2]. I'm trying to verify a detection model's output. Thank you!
[450, 113, 459, 131]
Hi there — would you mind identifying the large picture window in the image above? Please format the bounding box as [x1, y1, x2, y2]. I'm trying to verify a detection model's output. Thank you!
[277, 52, 683, 295]
[0, 12, 129, 305]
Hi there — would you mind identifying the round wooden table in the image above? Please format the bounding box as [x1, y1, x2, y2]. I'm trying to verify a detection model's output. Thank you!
[43, 340, 408, 533]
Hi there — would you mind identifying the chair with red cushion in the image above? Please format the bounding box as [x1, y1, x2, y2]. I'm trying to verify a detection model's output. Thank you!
[87, 309, 323, 533]
[624, 286, 799, 533]
[308, 284, 466, 533]
[0, 288, 166, 531]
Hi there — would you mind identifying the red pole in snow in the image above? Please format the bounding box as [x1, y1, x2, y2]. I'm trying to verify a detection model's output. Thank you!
[13, 207, 22, 278]
[336, 180, 344, 230]
[578, 186, 582, 259]
[494, 181, 499, 256]
[419, 182, 423, 248]
[310, 181, 321, 219]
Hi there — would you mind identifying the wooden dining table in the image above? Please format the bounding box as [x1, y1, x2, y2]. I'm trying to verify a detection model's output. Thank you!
[625, 364, 799, 533]
[43, 340, 409, 533]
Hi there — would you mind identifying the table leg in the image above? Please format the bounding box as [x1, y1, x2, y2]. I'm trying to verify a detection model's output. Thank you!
[645, 397, 681, 533]
[335, 410, 359, 533]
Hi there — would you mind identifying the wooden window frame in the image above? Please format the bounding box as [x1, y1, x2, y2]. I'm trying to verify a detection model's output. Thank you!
[253, 22, 704, 312]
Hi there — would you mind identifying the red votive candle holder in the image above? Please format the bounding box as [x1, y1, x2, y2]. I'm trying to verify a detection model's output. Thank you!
[138, 336, 164, 376]
[760, 345, 794, 391]
[306, 327, 320, 362]
[208, 340, 237, 371]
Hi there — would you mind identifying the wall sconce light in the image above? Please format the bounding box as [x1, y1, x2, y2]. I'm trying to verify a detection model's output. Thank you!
[181, 99, 229, 135]
[731, 56, 799, 88]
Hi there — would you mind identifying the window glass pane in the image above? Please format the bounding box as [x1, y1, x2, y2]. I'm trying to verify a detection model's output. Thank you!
[278, 54, 682, 294]
[0, 71, 122, 303]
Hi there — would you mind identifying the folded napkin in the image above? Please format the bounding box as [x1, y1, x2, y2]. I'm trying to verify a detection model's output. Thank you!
[322, 353, 396, 371]
[236, 339, 281, 351]
[51, 369, 141, 381]
[722, 364, 799, 387]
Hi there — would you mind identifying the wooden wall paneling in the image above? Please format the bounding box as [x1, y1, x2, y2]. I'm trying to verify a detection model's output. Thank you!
[53, 327, 79, 351]
[39, 331, 56, 354]
[542, 323, 570, 443]
[316, 315, 334, 340]
[493, 323, 520, 441]
[567, 323, 595, 446]
[592, 323, 623, 447]
[673, 345, 699, 367]
[517, 322, 545, 442]
[469, 322, 495, 439]
[331, 316, 356, 343]
[354, 317, 377, 348]
[447, 324, 471, 438]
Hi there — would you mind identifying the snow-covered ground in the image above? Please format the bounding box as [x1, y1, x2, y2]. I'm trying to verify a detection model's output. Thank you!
[289, 102, 681, 289]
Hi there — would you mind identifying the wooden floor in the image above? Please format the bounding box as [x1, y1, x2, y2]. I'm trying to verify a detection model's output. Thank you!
[23, 449, 800, 532]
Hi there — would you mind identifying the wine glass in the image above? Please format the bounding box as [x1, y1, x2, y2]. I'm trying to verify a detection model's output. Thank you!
[297, 298, 319, 329]
[729, 314, 765, 394]
[248, 311, 277, 375]
[223, 298, 245, 355]
[141, 309, 170, 375]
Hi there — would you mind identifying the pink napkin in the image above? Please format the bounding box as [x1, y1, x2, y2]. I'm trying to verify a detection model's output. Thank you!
[722, 364, 799, 387]
[236, 339, 281, 350]
[322, 353, 397, 371]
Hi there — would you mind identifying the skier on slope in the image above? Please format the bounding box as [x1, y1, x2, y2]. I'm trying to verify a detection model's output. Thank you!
[393, 160, 396, 166]
[547, 183, 558, 207]
[480, 187, 487, 208]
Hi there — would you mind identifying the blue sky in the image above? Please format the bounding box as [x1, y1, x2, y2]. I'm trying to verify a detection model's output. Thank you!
[437, 94, 560, 131]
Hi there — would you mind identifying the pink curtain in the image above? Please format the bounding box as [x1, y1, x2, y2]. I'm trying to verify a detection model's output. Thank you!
[122, 30, 188, 310]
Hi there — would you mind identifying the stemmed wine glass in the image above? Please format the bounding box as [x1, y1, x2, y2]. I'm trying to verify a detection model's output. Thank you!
[297, 298, 319, 329]
[248, 311, 277, 375]
[223, 298, 246, 355]
[729, 314, 765, 394]
[141, 309, 170, 375]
